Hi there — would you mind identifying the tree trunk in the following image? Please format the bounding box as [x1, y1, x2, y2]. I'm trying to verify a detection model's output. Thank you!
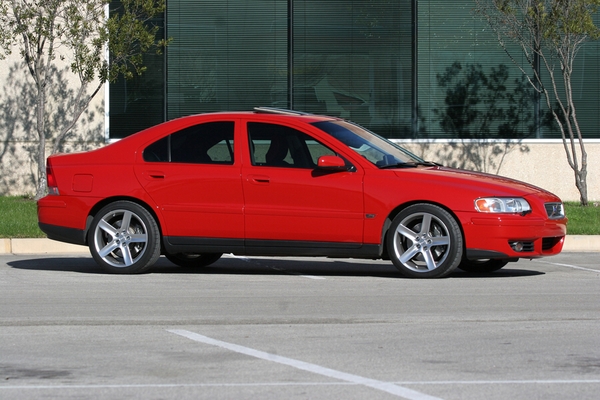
[575, 169, 588, 206]
[34, 78, 47, 200]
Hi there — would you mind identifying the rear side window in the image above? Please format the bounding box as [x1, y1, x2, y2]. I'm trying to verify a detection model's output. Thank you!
[144, 121, 235, 164]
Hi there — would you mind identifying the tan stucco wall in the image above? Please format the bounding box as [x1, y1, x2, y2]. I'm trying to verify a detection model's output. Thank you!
[399, 140, 600, 203]
[0, 53, 105, 196]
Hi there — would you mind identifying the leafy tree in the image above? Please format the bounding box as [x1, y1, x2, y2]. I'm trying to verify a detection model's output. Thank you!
[474, 0, 600, 206]
[0, 0, 167, 199]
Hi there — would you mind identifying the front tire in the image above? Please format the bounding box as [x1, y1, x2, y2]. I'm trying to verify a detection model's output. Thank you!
[386, 204, 463, 278]
[88, 201, 161, 274]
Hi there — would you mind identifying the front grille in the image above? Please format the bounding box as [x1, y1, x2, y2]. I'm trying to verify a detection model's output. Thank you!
[545, 202, 565, 219]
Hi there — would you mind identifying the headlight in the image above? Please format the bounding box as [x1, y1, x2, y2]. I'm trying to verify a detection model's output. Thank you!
[475, 197, 531, 214]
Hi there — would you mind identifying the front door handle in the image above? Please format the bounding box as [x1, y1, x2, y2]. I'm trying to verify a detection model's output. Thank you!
[247, 174, 270, 184]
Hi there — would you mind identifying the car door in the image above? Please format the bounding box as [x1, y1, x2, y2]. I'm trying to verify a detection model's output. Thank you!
[242, 121, 364, 245]
[136, 120, 244, 241]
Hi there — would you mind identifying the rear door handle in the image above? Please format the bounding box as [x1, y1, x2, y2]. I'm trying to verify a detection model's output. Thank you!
[145, 170, 165, 179]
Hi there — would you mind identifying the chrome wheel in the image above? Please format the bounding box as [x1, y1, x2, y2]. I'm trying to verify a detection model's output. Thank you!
[387, 204, 463, 278]
[89, 201, 160, 273]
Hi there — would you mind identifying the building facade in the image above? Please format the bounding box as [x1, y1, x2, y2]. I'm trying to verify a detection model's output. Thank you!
[110, 0, 600, 141]
[1, 0, 599, 200]
[107, 0, 599, 202]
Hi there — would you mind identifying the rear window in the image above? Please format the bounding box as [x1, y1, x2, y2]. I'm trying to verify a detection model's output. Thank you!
[144, 121, 235, 164]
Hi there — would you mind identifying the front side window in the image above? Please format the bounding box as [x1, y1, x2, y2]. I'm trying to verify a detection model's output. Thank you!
[247, 122, 336, 168]
[143, 121, 235, 164]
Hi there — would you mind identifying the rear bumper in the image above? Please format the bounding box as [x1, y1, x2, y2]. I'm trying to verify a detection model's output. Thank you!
[458, 212, 567, 260]
[37, 195, 91, 246]
[38, 223, 86, 246]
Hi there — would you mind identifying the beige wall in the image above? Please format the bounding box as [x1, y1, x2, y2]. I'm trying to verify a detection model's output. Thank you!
[0, 53, 105, 196]
[400, 140, 600, 203]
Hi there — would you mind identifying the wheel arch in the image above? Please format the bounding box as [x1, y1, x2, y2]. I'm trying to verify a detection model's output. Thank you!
[83, 196, 164, 246]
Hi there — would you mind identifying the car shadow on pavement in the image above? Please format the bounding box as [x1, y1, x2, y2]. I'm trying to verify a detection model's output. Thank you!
[8, 257, 105, 274]
[8, 255, 545, 278]
[450, 268, 544, 278]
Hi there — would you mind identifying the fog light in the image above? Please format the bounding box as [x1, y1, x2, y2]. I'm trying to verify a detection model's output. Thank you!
[510, 241, 524, 252]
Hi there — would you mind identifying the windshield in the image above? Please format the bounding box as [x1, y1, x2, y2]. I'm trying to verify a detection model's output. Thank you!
[312, 120, 426, 168]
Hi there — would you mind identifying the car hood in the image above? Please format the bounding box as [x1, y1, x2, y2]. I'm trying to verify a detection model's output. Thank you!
[393, 166, 557, 199]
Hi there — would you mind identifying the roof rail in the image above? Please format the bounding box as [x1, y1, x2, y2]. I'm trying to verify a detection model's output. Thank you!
[253, 107, 312, 116]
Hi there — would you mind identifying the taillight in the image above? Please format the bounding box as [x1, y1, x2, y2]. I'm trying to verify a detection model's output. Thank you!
[46, 159, 60, 195]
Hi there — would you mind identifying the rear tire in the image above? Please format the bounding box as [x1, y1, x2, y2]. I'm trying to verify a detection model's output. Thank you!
[88, 201, 161, 274]
[386, 204, 463, 278]
[165, 252, 223, 268]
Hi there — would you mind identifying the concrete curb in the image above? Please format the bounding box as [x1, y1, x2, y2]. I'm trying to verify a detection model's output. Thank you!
[561, 235, 600, 252]
[1, 236, 599, 255]
[1, 238, 88, 255]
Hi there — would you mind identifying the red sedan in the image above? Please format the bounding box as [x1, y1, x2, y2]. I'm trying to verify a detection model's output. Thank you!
[38, 108, 567, 278]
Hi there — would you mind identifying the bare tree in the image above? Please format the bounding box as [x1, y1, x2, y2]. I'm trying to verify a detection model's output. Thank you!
[474, 0, 600, 206]
[0, 0, 167, 199]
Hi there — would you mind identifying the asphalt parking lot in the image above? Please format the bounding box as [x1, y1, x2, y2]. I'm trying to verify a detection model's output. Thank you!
[1, 252, 599, 400]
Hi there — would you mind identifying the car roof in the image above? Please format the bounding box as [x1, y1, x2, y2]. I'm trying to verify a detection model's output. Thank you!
[176, 107, 341, 123]
[101, 107, 341, 149]
[252, 107, 314, 116]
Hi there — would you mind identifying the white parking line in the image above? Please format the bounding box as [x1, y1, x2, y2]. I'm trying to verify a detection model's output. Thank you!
[270, 266, 326, 280]
[168, 329, 443, 400]
[298, 274, 326, 280]
[396, 379, 600, 385]
[533, 260, 599, 273]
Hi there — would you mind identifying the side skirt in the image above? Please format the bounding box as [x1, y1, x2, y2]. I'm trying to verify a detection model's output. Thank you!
[163, 236, 382, 259]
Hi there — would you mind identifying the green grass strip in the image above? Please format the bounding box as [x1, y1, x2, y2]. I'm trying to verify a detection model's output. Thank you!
[564, 202, 600, 235]
[0, 196, 45, 238]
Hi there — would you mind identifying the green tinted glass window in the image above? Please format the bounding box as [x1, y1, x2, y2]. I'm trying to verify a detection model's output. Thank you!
[167, 0, 287, 119]
[293, 1, 412, 138]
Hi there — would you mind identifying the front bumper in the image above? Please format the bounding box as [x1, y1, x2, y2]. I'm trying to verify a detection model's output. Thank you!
[458, 212, 567, 260]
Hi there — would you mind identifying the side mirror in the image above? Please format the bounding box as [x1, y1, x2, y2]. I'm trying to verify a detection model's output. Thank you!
[317, 155, 348, 171]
